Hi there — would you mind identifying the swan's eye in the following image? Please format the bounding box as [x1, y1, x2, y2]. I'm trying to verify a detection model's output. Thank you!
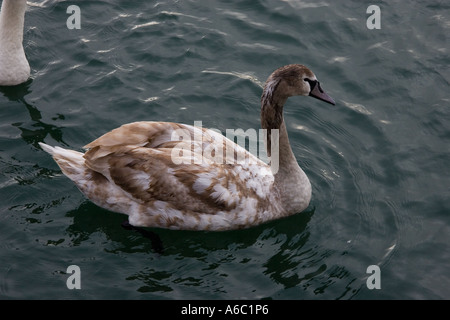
[303, 78, 316, 90]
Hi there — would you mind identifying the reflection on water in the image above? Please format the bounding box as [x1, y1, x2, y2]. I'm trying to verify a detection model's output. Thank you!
[1, 82, 66, 148]
[60, 200, 361, 298]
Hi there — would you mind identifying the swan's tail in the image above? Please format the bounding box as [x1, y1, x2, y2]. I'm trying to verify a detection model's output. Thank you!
[39, 142, 86, 180]
[39, 142, 132, 218]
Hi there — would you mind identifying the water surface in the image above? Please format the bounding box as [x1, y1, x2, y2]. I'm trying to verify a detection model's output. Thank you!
[0, 0, 449, 299]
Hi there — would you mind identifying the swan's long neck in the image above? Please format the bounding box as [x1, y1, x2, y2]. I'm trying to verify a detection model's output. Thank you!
[0, 0, 27, 45]
[261, 87, 299, 177]
[261, 77, 311, 213]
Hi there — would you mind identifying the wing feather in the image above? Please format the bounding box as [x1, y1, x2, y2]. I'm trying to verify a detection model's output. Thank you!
[81, 121, 273, 216]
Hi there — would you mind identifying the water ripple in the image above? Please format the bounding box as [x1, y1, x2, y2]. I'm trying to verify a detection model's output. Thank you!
[1, 0, 449, 299]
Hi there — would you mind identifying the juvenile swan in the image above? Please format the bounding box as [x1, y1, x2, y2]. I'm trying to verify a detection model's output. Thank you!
[0, 0, 30, 86]
[39, 64, 335, 231]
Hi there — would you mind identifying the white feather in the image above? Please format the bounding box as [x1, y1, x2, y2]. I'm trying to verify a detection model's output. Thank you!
[0, 0, 30, 86]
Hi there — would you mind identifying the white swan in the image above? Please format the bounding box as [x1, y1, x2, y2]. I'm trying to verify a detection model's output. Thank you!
[39, 64, 335, 231]
[0, 0, 30, 86]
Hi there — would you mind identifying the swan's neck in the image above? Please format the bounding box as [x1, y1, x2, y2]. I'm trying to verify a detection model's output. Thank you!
[0, 0, 27, 45]
[261, 81, 311, 213]
[0, 0, 30, 86]
[261, 100, 302, 181]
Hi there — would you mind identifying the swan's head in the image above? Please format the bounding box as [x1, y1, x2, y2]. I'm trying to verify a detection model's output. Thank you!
[263, 64, 335, 106]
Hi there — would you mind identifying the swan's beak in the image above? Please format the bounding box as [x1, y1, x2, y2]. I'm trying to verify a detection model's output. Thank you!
[309, 81, 335, 105]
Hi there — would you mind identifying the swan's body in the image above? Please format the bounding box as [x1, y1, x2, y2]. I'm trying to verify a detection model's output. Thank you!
[40, 64, 335, 231]
[0, 0, 30, 86]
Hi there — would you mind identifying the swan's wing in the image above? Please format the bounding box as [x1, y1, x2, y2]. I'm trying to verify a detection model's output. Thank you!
[83, 145, 273, 215]
[84, 121, 183, 150]
[84, 121, 262, 165]
[82, 122, 273, 217]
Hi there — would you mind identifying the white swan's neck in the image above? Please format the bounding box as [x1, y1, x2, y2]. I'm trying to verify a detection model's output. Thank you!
[0, 0, 30, 86]
[0, 0, 26, 44]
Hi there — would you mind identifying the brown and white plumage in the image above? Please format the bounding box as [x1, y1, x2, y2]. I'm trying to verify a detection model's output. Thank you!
[39, 64, 335, 231]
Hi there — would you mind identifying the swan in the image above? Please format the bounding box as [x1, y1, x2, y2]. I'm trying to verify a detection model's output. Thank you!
[39, 64, 335, 231]
[0, 0, 30, 86]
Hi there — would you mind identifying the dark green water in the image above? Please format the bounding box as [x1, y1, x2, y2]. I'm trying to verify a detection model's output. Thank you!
[1, 0, 449, 299]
